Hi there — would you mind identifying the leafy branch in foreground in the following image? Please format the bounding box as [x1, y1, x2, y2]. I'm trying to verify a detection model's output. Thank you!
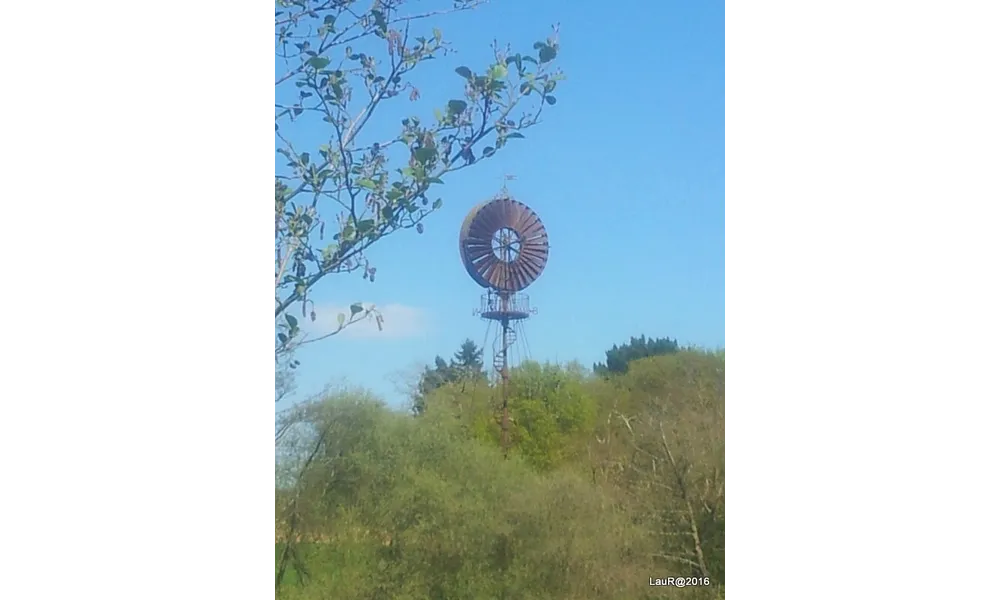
[275, 0, 564, 361]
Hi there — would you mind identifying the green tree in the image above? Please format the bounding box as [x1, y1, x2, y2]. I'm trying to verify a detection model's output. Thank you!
[451, 337, 485, 379]
[412, 338, 487, 415]
[593, 334, 679, 375]
[414, 356, 454, 409]
[421, 360, 598, 471]
[276, 392, 650, 599]
[274, 0, 564, 369]
[506, 361, 598, 471]
[276, 353, 726, 599]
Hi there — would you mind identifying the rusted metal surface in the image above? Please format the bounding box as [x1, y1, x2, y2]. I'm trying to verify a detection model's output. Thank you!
[459, 195, 549, 292]
[478, 290, 532, 321]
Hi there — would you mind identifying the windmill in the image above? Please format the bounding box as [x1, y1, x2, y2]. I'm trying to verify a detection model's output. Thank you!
[459, 187, 549, 457]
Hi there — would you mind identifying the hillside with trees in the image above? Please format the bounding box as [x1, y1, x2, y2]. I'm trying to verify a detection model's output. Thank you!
[276, 346, 724, 599]
[594, 334, 681, 375]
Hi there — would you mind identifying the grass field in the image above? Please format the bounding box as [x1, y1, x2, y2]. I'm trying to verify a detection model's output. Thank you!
[275, 542, 725, 600]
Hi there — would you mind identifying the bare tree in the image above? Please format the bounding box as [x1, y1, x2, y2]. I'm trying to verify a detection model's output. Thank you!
[601, 357, 725, 579]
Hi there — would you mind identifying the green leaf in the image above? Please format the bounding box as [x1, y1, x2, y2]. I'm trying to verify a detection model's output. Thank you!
[507, 132, 526, 139]
[428, 177, 444, 184]
[432, 198, 443, 209]
[356, 178, 377, 190]
[488, 64, 508, 80]
[299, 152, 310, 165]
[285, 314, 298, 329]
[350, 303, 364, 316]
[482, 146, 495, 157]
[455, 66, 473, 79]
[544, 95, 557, 105]
[371, 9, 387, 33]
[337, 313, 346, 327]
[413, 147, 436, 163]
[447, 99, 468, 114]
[278, 333, 288, 344]
[357, 219, 375, 234]
[307, 56, 330, 70]
[539, 45, 557, 63]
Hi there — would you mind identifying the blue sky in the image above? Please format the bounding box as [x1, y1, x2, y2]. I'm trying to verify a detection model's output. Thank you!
[277, 0, 724, 409]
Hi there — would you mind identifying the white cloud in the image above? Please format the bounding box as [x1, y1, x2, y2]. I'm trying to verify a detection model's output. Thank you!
[305, 303, 428, 340]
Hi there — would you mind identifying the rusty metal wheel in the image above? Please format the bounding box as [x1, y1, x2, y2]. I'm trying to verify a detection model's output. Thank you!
[459, 195, 549, 291]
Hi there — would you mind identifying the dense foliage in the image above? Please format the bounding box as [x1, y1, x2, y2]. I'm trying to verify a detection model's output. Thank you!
[276, 350, 725, 599]
[411, 338, 487, 414]
[594, 334, 681, 375]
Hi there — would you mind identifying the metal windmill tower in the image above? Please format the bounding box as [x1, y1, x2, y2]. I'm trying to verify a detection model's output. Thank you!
[458, 187, 549, 458]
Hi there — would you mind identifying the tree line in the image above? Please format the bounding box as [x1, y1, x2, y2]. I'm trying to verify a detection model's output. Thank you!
[276, 344, 724, 599]
[413, 333, 682, 412]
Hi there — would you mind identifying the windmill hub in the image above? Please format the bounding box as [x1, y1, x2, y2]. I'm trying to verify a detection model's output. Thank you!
[491, 227, 522, 263]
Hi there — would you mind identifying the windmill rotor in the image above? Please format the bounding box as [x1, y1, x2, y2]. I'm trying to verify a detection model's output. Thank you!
[459, 195, 549, 292]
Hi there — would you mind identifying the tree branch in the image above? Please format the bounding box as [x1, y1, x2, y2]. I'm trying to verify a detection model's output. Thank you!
[275, 239, 299, 288]
[650, 553, 704, 570]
